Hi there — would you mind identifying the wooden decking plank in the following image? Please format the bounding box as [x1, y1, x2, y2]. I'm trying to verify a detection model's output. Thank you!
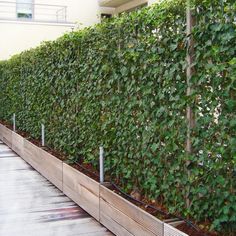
[0, 141, 112, 236]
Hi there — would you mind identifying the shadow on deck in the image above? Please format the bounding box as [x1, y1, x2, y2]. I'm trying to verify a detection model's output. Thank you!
[0, 140, 112, 236]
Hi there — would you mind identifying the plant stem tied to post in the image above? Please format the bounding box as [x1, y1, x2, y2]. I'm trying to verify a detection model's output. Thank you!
[186, 0, 195, 209]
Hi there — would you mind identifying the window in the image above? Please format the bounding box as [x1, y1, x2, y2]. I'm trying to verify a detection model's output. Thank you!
[16, 0, 33, 19]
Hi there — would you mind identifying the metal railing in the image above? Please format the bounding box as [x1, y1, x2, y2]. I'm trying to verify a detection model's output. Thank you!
[0, 1, 67, 23]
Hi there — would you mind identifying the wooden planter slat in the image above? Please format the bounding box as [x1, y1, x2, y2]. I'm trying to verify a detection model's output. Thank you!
[23, 139, 63, 190]
[12, 132, 24, 156]
[38, 149, 63, 190]
[0, 124, 3, 140]
[100, 197, 157, 236]
[63, 163, 100, 221]
[164, 223, 188, 236]
[100, 185, 164, 236]
[100, 209, 134, 236]
[0, 124, 12, 148]
[23, 139, 42, 171]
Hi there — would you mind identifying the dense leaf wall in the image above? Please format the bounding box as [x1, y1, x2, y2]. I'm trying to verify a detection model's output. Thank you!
[0, 0, 235, 233]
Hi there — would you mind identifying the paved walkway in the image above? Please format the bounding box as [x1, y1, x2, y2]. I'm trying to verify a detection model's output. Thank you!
[0, 140, 112, 236]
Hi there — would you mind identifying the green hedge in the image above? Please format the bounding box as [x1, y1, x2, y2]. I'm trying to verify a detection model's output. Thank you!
[0, 0, 235, 233]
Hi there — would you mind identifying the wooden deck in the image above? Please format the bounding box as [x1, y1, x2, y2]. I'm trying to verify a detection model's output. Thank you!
[0, 140, 112, 236]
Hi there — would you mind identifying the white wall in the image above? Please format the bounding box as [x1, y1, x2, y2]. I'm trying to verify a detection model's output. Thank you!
[35, 0, 101, 27]
[0, 22, 74, 60]
[0, 0, 101, 60]
[0, 0, 160, 60]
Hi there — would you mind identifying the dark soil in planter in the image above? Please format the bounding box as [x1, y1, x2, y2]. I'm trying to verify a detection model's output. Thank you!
[30, 138, 66, 162]
[0, 120, 13, 130]
[16, 129, 31, 139]
[71, 162, 100, 182]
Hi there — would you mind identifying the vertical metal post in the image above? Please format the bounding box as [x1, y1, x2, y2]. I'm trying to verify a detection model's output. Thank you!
[64, 6, 67, 22]
[41, 124, 45, 147]
[13, 113, 16, 132]
[99, 146, 104, 183]
[186, 0, 195, 208]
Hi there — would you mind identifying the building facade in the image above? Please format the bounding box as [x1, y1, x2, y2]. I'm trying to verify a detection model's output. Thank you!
[0, 0, 159, 60]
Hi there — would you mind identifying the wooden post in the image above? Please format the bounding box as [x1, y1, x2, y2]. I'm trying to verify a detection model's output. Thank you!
[186, 0, 195, 209]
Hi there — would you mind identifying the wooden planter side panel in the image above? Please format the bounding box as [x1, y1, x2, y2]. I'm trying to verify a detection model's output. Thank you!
[23, 139, 43, 171]
[0, 124, 3, 140]
[100, 185, 164, 236]
[63, 163, 100, 221]
[100, 197, 158, 236]
[0, 124, 12, 148]
[100, 206, 134, 236]
[164, 224, 188, 236]
[38, 149, 63, 191]
[12, 132, 24, 156]
[23, 139, 63, 190]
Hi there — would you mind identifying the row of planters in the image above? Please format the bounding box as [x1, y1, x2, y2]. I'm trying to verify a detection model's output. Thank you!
[0, 0, 235, 234]
[0, 123, 187, 236]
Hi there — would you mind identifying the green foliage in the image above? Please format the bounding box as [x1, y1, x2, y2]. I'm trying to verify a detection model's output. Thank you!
[0, 0, 235, 233]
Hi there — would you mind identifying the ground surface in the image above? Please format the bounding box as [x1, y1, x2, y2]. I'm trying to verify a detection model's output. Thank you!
[0, 140, 112, 236]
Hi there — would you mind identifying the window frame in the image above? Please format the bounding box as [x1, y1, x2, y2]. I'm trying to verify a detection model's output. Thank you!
[16, 0, 34, 20]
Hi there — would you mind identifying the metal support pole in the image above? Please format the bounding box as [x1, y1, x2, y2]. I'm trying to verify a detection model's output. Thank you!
[41, 124, 45, 147]
[99, 146, 104, 183]
[13, 113, 16, 132]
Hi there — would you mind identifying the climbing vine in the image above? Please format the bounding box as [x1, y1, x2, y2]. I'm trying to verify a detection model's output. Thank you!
[0, 0, 235, 233]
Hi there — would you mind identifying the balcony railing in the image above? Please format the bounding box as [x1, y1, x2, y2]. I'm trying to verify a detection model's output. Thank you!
[0, 1, 67, 23]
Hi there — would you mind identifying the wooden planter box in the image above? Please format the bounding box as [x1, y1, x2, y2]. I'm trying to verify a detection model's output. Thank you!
[0, 123, 189, 236]
[12, 132, 24, 156]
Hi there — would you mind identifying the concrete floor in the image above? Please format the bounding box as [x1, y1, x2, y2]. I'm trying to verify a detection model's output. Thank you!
[0, 140, 112, 236]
